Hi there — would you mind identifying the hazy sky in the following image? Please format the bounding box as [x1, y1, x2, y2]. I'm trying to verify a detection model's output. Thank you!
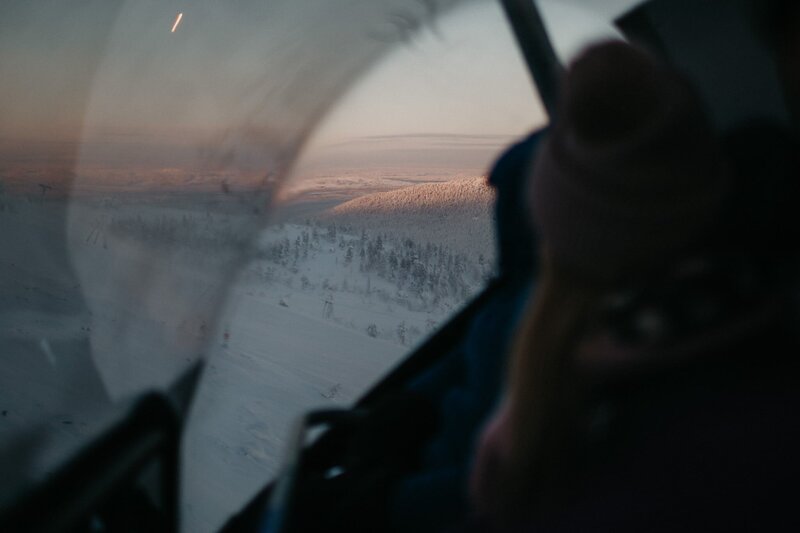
[0, 0, 636, 190]
[296, 0, 628, 175]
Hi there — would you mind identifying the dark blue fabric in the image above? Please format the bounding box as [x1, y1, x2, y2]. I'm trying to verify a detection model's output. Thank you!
[391, 280, 531, 533]
[420, 281, 531, 468]
[491, 131, 544, 278]
[389, 131, 545, 532]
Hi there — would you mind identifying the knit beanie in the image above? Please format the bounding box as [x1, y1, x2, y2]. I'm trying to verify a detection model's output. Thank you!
[530, 41, 727, 283]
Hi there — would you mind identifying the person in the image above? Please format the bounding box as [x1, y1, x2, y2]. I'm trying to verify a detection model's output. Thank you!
[469, 40, 800, 532]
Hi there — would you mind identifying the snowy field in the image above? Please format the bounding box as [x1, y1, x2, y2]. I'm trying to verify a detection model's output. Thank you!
[184, 178, 495, 531]
[0, 179, 495, 531]
[0, 195, 111, 510]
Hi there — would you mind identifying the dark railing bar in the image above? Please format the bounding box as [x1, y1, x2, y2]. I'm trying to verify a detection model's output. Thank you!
[499, 0, 563, 118]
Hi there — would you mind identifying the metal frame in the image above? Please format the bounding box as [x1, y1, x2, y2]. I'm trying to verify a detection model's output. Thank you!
[0, 394, 181, 533]
[498, 0, 563, 117]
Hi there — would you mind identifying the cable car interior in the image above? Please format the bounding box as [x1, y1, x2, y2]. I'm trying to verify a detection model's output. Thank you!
[1, 0, 798, 531]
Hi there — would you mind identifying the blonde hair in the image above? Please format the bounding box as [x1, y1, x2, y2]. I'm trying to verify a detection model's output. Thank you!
[503, 252, 600, 503]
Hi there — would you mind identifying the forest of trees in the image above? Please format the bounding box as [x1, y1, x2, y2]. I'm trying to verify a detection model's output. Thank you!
[258, 220, 493, 310]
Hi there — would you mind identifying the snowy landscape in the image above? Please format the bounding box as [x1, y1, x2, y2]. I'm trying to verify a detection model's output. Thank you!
[0, 0, 549, 526]
[0, 175, 497, 532]
[177, 177, 496, 531]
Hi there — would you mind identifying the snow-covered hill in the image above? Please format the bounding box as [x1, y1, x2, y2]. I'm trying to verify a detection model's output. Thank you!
[322, 177, 495, 257]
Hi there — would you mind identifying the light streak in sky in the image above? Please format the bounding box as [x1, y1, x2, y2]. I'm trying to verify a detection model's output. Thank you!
[171, 12, 183, 33]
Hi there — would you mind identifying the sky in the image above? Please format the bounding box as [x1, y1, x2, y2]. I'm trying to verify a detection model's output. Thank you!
[0, 0, 635, 192]
[294, 0, 628, 177]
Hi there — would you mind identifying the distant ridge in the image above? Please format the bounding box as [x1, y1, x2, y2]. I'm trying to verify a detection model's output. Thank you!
[321, 177, 496, 257]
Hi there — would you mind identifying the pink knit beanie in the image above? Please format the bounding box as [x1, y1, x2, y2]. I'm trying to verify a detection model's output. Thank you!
[530, 41, 727, 283]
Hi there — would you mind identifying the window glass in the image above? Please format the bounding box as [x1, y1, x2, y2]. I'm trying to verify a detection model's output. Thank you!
[1, 0, 658, 530]
[182, 3, 544, 530]
[537, 0, 630, 62]
[0, 0, 477, 515]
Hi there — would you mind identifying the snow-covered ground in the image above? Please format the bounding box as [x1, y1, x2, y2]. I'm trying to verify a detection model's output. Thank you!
[0, 180, 495, 532]
[0, 196, 111, 509]
[183, 285, 407, 531]
[182, 180, 496, 531]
